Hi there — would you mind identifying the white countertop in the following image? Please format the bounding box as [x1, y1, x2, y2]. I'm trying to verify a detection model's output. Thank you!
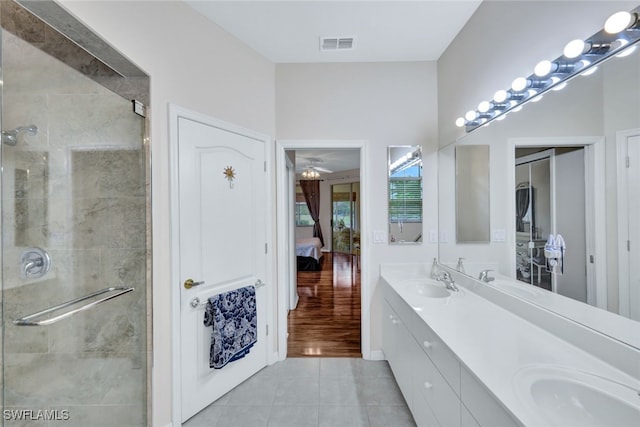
[380, 263, 640, 427]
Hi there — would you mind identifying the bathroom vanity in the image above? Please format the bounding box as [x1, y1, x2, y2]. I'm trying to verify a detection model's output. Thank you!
[380, 263, 640, 427]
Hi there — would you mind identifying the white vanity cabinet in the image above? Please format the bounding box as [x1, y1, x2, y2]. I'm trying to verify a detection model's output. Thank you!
[460, 367, 519, 427]
[382, 285, 519, 427]
[381, 298, 414, 405]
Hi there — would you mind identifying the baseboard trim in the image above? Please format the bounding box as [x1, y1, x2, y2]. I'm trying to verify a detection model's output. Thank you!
[368, 350, 385, 361]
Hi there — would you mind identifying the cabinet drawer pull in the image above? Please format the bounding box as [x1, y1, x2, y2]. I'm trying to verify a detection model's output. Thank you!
[423, 340, 433, 349]
[424, 381, 433, 389]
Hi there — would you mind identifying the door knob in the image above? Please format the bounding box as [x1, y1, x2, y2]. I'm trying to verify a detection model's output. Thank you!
[183, 278, 204, 289]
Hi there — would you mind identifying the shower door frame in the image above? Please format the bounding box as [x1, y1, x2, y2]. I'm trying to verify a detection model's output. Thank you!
[0, 0, 152, 423]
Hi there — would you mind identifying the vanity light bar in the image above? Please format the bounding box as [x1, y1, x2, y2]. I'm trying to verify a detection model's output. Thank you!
[456, 5, 640, 133]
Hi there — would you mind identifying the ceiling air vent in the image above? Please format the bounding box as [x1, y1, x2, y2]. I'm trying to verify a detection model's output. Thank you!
[320, 36, 354, 52]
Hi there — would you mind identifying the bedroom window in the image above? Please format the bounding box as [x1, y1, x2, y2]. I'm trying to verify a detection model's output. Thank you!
[295, 185, 313, 227]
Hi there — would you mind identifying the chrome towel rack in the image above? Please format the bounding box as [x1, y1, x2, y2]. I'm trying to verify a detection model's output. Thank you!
[13, 286, 134, 326]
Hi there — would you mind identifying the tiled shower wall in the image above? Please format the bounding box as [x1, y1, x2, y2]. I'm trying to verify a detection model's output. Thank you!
[1, 22, 147, 427]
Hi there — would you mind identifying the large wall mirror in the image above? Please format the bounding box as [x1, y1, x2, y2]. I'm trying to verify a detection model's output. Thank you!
[438, 10, 640, 348]
[388, 145, 423, 244]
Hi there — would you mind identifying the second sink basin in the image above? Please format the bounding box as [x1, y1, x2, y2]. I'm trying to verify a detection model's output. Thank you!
[514, 365, 640, 426]
[402, 279, 451, 298]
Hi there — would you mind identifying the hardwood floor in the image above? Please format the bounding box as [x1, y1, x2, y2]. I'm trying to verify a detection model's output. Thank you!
[287, 252, 361, 357]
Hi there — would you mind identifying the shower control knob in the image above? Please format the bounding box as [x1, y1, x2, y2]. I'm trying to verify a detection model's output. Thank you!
[20, 247, 51, 279]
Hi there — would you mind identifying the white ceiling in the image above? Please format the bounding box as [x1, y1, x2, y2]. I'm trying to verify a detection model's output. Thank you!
[294, 149, 361, 174]
[185, 1, 483, 63]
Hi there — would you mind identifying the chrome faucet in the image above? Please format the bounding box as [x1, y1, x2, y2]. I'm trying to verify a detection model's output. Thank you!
[478, 269, 495, 283]
[437, 271, 459, 292]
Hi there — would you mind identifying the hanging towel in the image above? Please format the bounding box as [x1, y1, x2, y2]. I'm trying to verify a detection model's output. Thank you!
[555, 234, 566, 275]
[203, 285, 257, 369]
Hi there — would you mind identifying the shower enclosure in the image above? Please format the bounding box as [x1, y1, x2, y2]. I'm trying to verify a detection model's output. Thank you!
[0, 1, 151, 426]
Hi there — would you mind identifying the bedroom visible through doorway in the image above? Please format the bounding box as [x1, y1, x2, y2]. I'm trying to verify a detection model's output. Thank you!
[288, 149, 361, 357]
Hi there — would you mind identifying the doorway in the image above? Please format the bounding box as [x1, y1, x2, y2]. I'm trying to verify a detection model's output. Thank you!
[511, 139, 601, 306]
[275, 141, 369, 360]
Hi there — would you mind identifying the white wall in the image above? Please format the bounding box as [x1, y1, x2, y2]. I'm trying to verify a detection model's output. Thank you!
[58, 2, 276, 426]
[276, 62, 439, 353]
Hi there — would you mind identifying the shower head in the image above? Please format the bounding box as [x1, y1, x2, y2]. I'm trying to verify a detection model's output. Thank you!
[2, 125, 38, 146]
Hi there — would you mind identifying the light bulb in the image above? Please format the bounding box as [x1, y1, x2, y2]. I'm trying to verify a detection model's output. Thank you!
[493, 89, 508, 103]
[511, 77, 528, 92]
[564, 39, 587, 59]
[478, 101, 491, 113]
[604, 11, 635, 34]
[455, 117, 466, 127]
[534, 60, 554, 77]
[552, 82, 567, 91]
[530, 94, 543, 103]
[617, 45, 637, 58]
[512, 106, 523, 113]
[465, 110, 478, 121]
[496, 114, 507, 121]
[581, 66, 598, 76]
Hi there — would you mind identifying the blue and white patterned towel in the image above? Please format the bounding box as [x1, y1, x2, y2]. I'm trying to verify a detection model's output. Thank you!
[203, 286, 257, 369]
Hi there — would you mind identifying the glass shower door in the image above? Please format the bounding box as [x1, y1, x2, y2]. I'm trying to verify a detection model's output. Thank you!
[1, 16, 148, 427]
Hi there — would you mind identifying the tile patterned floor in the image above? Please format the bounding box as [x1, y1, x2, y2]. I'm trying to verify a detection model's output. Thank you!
[184, 358, 416, 427]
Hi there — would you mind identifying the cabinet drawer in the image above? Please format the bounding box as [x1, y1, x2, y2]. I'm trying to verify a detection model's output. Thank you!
[414, 343, 460, 427]
[411, 387, 441, 427]
[412, 317, 461, 396]
[461, 366, 519, 427]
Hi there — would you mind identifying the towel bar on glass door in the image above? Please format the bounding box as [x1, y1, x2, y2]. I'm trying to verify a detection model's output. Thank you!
[13, 286, 134, 326]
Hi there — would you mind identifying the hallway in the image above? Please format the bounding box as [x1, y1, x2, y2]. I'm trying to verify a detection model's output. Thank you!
[288, 252, 361, 357]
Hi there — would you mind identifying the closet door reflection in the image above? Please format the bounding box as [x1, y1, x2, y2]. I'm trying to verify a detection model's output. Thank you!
[515, 153, 552, 290]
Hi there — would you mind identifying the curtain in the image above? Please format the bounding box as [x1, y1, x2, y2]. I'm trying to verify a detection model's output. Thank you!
[515, 187, 530, 232]
[300, 179, 324, 246]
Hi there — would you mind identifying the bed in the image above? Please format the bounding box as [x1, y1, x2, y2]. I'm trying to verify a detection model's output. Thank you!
[296, 237, 323, 271]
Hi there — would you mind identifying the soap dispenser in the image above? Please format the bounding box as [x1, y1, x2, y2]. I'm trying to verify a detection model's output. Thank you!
[430, 258, 439, 279]
[456, 257, 465, 274]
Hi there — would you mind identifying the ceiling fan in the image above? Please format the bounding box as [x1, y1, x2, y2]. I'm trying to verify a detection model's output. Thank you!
[299, 157, 334, 174]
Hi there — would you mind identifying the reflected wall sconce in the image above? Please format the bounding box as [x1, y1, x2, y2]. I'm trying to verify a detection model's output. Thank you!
[456, 5, 640, 133]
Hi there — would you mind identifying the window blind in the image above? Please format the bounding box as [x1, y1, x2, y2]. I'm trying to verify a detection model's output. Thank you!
[389, 177, 422, 222]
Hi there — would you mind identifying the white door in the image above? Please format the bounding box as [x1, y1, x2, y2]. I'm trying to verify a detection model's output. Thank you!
[177, 115, 268, 422]
[625, 135, 640, 320]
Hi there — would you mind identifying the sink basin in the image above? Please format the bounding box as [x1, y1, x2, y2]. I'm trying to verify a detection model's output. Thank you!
[492, 279, 545, 299]
[514, 365, 640, 426]
[401, 279, 451, 298]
